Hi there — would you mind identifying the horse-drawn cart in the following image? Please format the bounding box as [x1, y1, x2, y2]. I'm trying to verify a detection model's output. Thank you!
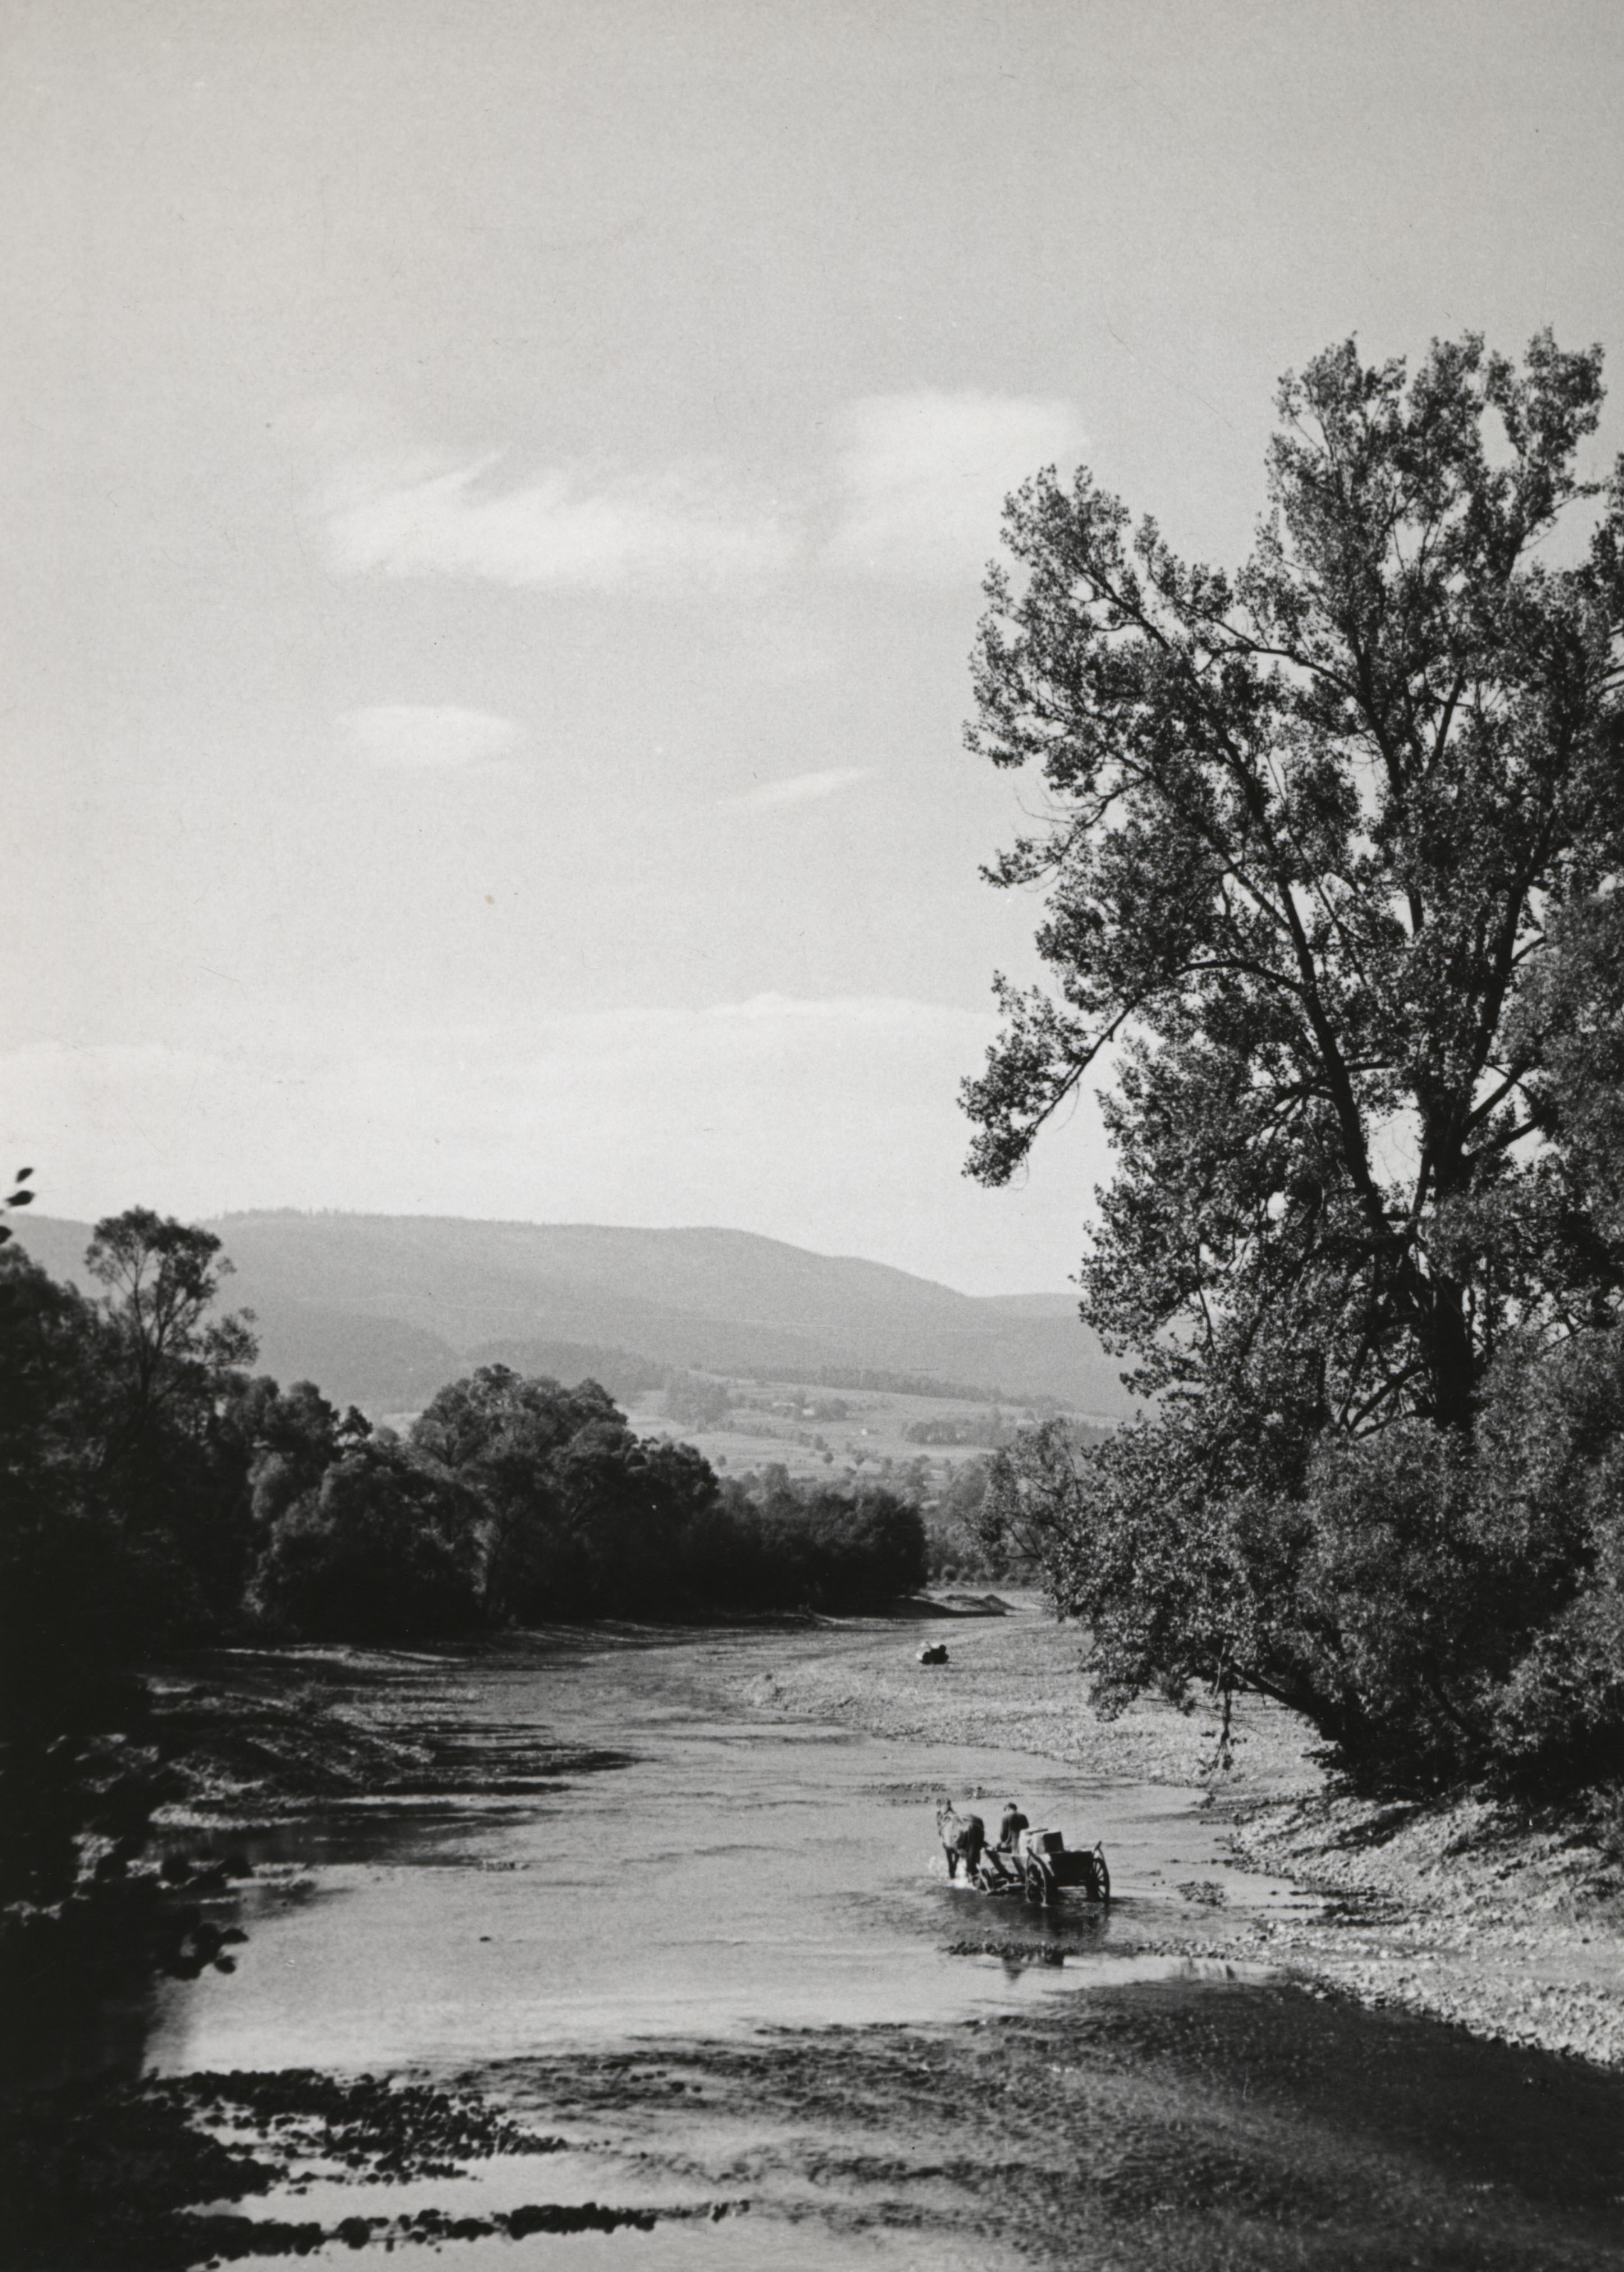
[937, 1801, 1109, 1905]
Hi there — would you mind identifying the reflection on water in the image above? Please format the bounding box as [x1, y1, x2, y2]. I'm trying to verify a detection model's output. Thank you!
[10, 1984, 163, 2092]
[145, 1628, 1291, 2074]
[72, 1618, 1624, 2268]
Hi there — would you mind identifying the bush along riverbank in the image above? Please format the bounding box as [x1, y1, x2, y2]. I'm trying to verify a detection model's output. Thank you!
[737, 1609, 1624, 2069]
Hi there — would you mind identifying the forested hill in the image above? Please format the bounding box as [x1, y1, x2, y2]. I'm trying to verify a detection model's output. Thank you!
[13, 1213, 1132, 1418]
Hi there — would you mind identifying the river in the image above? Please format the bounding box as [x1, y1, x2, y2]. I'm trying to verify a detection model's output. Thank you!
[131, 1613, 1624, 2268]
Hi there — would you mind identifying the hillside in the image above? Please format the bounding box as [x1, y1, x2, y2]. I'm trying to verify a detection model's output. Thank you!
[12, 1212, 1133, 1418]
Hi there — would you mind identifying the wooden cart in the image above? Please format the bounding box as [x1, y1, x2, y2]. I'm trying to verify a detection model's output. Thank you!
[1014, 1826, 1111, 1905]
[965, 1825, 1110, 1903]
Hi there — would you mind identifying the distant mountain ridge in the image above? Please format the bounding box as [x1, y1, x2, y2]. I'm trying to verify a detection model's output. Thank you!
[12, 1212, 1132, 1418]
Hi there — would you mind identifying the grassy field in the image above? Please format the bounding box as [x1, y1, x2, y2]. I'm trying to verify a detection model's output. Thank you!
[622, 1376, 1094, 1491]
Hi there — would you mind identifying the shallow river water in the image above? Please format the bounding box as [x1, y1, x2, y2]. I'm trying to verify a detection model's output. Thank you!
[137, 1616, 1624, 2269]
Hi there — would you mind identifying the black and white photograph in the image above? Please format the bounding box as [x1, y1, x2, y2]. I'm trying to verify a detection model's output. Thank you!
[3, 3, 1623, 2265]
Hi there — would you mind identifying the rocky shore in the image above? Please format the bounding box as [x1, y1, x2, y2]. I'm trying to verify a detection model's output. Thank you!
[741, 1602, 1624, 2070]
[1220, 1791, 1624, 2069]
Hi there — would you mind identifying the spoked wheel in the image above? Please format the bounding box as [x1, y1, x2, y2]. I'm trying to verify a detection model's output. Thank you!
[1093, 1845, 1111, 1904]
[1024, 1859, 1053, 1907]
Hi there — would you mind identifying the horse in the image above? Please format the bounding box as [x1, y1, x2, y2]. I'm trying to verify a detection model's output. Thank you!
[935, 1799, 986, 1880]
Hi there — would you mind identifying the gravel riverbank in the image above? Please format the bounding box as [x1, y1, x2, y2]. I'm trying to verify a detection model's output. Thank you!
[741, 1602, 1624, 2070]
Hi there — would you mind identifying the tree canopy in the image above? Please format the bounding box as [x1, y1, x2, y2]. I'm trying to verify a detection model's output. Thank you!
[969, 331, 1623, 1438]
[965, 333, 1624, 1789]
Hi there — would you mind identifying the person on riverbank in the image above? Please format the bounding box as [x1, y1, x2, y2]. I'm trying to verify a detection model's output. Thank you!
[997, 1802, 1029, 1856]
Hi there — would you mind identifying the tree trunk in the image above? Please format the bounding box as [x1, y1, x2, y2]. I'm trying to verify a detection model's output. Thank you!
[1423, 1274, 1477, 1432]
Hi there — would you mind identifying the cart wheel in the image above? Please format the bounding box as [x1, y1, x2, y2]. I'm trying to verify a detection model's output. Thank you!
[1025, 1859, 1052, 1907]
[1093, 1845, 1111, 1903]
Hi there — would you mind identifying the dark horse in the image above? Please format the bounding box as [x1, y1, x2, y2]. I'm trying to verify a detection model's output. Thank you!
[935, 1799, 986, 1880]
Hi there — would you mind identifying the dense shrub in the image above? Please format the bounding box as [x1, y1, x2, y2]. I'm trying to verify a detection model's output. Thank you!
[1283, 1425, 1500, 1790]
[983, 1330, 1624, 1798]
[538, 1422, 720, 1615]
[406, 1363, 924, 1620]
[254, 1439, 485, 1642]
[1474, 1335, 1624, 1794]
[733, 1479, 926, 1609]
[408, 1366, 722, 1620]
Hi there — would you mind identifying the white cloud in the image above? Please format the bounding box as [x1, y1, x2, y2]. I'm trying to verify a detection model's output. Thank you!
[316, 449, 792, 591]
[308, 394, 1083, 598]
[719, 767, 869, 811]
[341, 704, 524, 771]
[824, 391, 1084, 582]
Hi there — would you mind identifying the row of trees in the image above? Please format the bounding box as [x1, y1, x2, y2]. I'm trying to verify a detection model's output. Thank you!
[967, 329, 1624, 1801]
[1, 1212, 928, 1661]
[0, 1212, 925, 1923]
[268, 1365, 925, 1638]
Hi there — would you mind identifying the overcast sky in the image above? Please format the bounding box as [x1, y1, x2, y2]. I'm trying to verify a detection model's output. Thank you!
[4, 0, 1622, 1291]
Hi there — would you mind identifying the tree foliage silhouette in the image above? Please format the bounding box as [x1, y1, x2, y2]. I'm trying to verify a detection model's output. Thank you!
[966, 333, 1624, 1783]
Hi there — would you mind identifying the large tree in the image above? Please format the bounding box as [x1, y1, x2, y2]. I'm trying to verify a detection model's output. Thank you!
[85, 1209, 256, 1435]
[967, 332, 1624, 1445]
[964, 335, 1624, 1774]
[82, 1210, 261, 1623]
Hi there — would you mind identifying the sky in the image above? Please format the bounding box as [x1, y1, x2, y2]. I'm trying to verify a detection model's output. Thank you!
[3, 0, 1623, 1293]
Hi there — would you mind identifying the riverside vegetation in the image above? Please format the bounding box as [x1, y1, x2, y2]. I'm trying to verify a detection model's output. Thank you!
[0, 1205, 926, 2019]
[965, 331, 1624, 1836]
